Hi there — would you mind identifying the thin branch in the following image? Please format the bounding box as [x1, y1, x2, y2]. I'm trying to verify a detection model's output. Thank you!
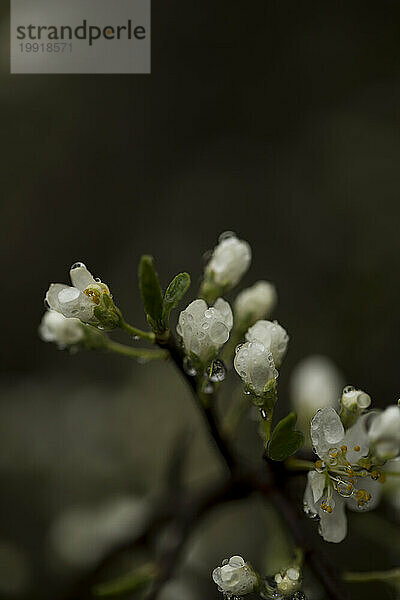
[158, 334, 236, 472]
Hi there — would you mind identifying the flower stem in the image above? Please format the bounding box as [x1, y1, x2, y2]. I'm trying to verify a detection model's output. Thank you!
[285, 458, 315, 472]
[343, 567, 400, 583]
[106, 340, 167, 361]
[259, 407, 274, 446]
[120, 319, 155, 342]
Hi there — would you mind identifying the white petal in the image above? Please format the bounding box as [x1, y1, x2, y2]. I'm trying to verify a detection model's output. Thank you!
[310, 407, 344, 458]
[214, 297, 233, 329]
[318, 495, 347, 543]
[309, 471, 326, 503]
[346, 478, 382, 513]
[57, 287, 95, 322]
[70, 265, 96, 291]
[46, 284, 69, 313]
[342, 415, 370, 464]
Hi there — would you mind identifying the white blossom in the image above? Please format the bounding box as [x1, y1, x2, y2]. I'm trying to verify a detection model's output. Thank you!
[304, 407, 381, 543]
[290, 355, 344, 440]
[245, 320, 289, 368]
[234, 281, 277, 325]
[177, 298, 233, 364]
[45, 263, 110, 323]
[368, 405, 400, 461]
[212, 555, 257, 596]
[234, 341, 277, 396]
[39, 311, 84, 348]
[205, 233, 251, 289]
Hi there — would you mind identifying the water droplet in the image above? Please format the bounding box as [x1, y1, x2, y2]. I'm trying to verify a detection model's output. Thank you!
[207, 359, 226, 382]
[335, 479, 354, 498]
[183, 357, 197, 377]
[203, 381, 214, 394]
[343, 385, 355, 395]
[260, 408, 270, 421]
[71, 261, 86, 270]
[133, 335, 140, 341]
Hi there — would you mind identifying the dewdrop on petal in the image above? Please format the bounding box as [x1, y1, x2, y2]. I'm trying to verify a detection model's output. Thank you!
[212, 555, 257, 596]
[234, 340, 278, 398]
[234, 281, 277, 327]
[177, 298, 233, 365]
[274, 566, 301, 595]
[245, 319, 289, 368]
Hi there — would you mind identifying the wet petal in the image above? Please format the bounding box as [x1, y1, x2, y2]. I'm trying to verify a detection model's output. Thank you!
[309, 471, 326, 503]
[342, 414, 370, 464]
[346, 478, 381, 513]
[70, 265, 96, 291]
[45, 283, 69, 313]
[311, 407, 344, 458]
[318, 495, 347, 543]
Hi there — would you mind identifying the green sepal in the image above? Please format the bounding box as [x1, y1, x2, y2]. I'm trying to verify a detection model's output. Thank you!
[139, 255, 165, 333]
[268, 412, 304, 461]
[162, 272, 191, 322]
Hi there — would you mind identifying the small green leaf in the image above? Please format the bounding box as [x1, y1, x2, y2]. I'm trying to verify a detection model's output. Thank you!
[139, 255, 164, 332]
[162, 272, 191, 322]
[268, 412, 304, 461]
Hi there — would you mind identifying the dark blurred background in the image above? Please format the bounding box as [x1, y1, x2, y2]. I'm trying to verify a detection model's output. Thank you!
[1, 0, 400, 598]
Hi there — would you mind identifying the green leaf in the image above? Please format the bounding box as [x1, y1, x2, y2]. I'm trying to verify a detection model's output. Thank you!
[268, 412, 304, 461]
[162, 272, 191, 322]
[139, 255, 164, 332]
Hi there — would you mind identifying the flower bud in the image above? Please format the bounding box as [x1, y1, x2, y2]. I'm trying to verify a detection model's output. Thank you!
[245, 320, 289, 368]
[177, 298, 233, 365]
[45, 263, 121, 330]
[201, 233, 251, 301]
[39, 311, 84, 348]
[368, 405, 400, 461]
[340, 385, 371, 428]
[274, 567, 301, 595]
[234, 281, 277, 328]
[212, 555, 257, 596]
[234, 340, 278, 399]
[290, 355, 344, 441]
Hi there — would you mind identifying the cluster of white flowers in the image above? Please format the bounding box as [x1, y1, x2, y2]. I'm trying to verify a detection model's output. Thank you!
[46, 263, 108, 323]
[304, 402, 400, 542]
[212, 555, 257, 597]
[40, 262, 118, 349]
[176, 298, 233, 365]
[233, 319, 288, 398]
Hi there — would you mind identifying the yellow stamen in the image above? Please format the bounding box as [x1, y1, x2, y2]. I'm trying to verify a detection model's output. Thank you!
[341, 445, 347, 452]
[353, 445, 360, 452]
